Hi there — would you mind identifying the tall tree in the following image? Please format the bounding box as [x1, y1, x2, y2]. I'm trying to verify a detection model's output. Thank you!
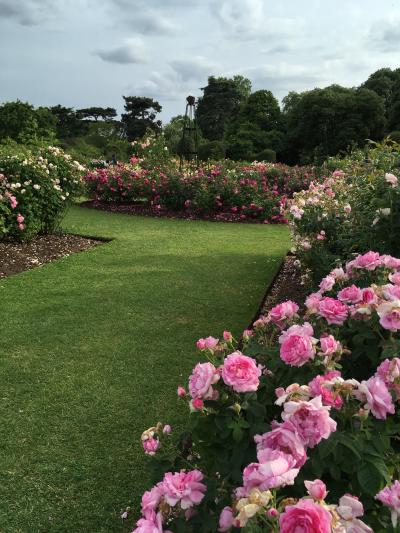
[77, 107, 117, 121]
[50, 105, 88, 138]
[0, 101, 57, 143]
[121, 96, 162, 141]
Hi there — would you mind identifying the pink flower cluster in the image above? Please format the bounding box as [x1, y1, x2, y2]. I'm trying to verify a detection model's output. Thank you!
[133, 469, 206, 532]
[376, 480, 400, 527]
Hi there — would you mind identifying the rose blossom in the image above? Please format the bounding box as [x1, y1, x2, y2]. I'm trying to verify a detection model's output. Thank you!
[377, 299, 400, 331]
[221, 352, 261, 393]
[268, 300, 299, 327]
[376, 358, 400, 398]
[279, 498, 332, 533]
[282, 396, 337, 448]
[309, 371, 343, 409]
[162, 470, 206, 509]
[218, 506, 234, 532]
[279, 323, 316, 367]
[304, 479, 328, 500]
[319, 335, 341, 355]
[381, 255, 400, 269]
[305, 292, 322, 313]
[389, 271, 400, 285]
[383, 284, 400, 301]
[376, 480, 400, 527]
[319, 275, 335, 292]
[337, 285, 363, 304]
[177, 386, 186, 397]
[361, 287, 378, 305]
[353, 251, 381, 271]
[255, 421, 307, 468]
[188, 362, 219, 399]
[16, 214, 24, 223]
[196, 336, 219, 350]
[141, 484, 164, 519]
[354, 376, 395, 420]
[337, 494, 364, 520]
[318, 297, 348, 325]
[223, 330, 233, 342]
[133, 513, 165, 533]
[242, 449, 300, 492]
[385, 172, 398, 188]
[142, 437, 159, 456]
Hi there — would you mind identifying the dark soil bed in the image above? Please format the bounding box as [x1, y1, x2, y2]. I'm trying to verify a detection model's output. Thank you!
[0, 234, 102, 279]
[80, 200, 276, 224]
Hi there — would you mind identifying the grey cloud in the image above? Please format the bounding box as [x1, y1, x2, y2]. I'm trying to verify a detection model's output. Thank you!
[0, 0, 55, 25]
[170, 56, 220, 82]
[133, 15, 178, 35]
[96, 38, 148, 64]
[369, 19, 400, 51]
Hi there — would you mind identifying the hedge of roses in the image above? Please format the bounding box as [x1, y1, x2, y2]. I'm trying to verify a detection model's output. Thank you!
[287, 139, 400, 282]
[84, 135, 318, 223]
[130, 251, 400, 532]
[0, 145, 85, 240]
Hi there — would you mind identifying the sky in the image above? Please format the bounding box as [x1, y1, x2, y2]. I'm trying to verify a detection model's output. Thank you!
[1, 0, 400, 122]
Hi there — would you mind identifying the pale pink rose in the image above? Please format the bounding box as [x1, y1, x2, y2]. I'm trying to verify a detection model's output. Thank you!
[316, 231, 326, 241]
[337, 494, 364, 520]
[242, 329, 253, 340]
[282, 396, 337, 448]
[141, 484, 164, 519]
[385, 172, 398, 188]
[253, 315, 268, 328]
[279, 498, 332, 533]
[355, 376, 395, 420]
[162, 470, 206, 510]
[361, 287, 378, 305]
[18, 223, 25, 231]
[196, 338, 206, 350]
[142, 437, 159, 456]
[196, 336, 219, 350]
[319, 335, 341, 355]
[337, 285, 363, 304]
[319, 275, 335, 292]
[133, 513, 164, 533]
[344, 203, 352, 214]
[16, 214, 24, 223]
[376, 358, 400, 398]
[343, 518, 373, 532]
[242, 449, 300, 492]
[318, 297, 348, 325]
[279, 323, 316, 367]
[377, 300, 400, 331]
[304, 479, 328, 500]
[255, 421, 307, 468]
[383, 284, 400, 301]
[376, 480, 400, 527]
[332, 170, 344, 177]
[188, 362, 219, 399]
[268, 300, 299, 327]
[381, 255, 400, 269]
[309, 371, 343, 409]
[218, 506, 234, 532]
[177, 386, 186, 397]
[223, 330, 233, 342]
[305, 292, 322, 313]
[221, 352, 261, 392]
[163, 424, 171, 434]
[389, 272, 400, 285]
[353, 251, 381, 271]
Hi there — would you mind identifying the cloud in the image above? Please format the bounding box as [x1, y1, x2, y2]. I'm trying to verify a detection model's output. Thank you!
[96, 38, 149, 64]
[170, 56, 220, 82]
[0, 0, 55, 25]
[133, 14, 178, 35]
[369, 18, 400, 51]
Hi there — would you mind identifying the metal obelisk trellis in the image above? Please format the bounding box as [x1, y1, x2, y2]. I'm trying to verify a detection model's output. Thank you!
[179, 95, 199, 172]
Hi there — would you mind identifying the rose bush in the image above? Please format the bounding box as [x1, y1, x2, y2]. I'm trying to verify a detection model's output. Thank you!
[84, 134, 319, 223]
[0, 145, 85, 240]
[129, 250, 400, 532]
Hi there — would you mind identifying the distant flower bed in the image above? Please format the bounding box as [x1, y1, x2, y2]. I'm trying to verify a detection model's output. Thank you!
[84, 135, 318, 224]
[0, 146, 85, 240]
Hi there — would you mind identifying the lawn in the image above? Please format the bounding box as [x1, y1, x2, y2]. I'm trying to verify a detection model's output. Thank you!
[0, 206, 290, 532]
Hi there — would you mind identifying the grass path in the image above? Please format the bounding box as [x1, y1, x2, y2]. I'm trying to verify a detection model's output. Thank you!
[0, 206, 290, 532]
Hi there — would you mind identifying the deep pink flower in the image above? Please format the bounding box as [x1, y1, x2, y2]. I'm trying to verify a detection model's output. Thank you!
[223, 330, 233, 342]
[255, 421, 307, 468]
[355, 376, 395, 420]
[318, 297, 348, 325]
[142, 437, 159, 456]
[337, 285, 363, 304]
[191, 398, 204, 410]
[268, 300, 299, 327]
[319, 335, 341, 355]
[279, 323, 316, 367]
[162, 470, 206, 510]
[376, 480, 400, 527]
[309, 371, 343, 409]
[279, 498, 332, 533]
[133, 513, 164, 533]
[304, 479, 328, 500]
[221, 352, 261, 393]
[188, 362, 219, 399]
[177, 386, 186, 397]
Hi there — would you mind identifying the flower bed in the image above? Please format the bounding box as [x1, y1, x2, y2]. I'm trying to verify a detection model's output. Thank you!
[84, 135, 318, 224]
[0, 145, 85, 241]
[130, 251, 400, 532]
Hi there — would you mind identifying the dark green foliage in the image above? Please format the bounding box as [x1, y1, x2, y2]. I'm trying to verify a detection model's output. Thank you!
[121, 96, 162, 141]
[198, 140, 226, 160]
[255, 148, 276, 162]
[0, 101, 57, 143]
[50, 104, 89, 139]
[76, 106, 117, 121]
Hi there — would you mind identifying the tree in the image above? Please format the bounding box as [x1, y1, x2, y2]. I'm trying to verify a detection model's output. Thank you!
[121, 96, 162, 141]
[50, 105, 88, 139]
[196, 76, 250, 141]
[163, 115, 186, 154]
[77, 107, 117, 121]
[362, 68, 400, 114]
[0, 101, 57, 143]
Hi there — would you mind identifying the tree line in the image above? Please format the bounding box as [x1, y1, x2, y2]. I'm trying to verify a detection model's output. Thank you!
[0, 67, 399, 164]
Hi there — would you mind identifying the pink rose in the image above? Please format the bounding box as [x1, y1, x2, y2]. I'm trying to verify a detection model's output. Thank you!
[268, 300, 299, 327]
[361, 287, 378, 305]
[282, 396, 337, 448]
[223, 330, 233, 342]
[218, 506, 234, 532]
[162, 470, 206, 510]
[318, 297, 348, 325]
[221, 352, 261, 393]
[279, 498, 332, 533]
[255, 421, 307, 468]
[177, 386, 186, 397]
[142, 437, 159, 456]
[381, 255, 400, 269]
[355, 376, 395, 420]
[17, 214, 24, 223]
[196, 336, 219, 350]
[377, 300, 400, 331]
[376, 480, 400, 527]
[304, 479, 328, 500]
[353, 251, 381, 271]
[389, 272, 400, 286]
[337, 494, 364, 520]
[189, 362, 219, 399]
[309, 371, 343, 409]
[383, 284, 400, 301]
[242, 449, 299, 492]
[242, 329, 253, 340]
[319, 275, 335, 292]
[279, 323, 316, 367]
[141, 484, 164, 519]
[376, 358, 400, 399]
[163, 424, 171, 434]
[133, 513, 164, 533]
[191, 398, 204, 410]
[385, 172, 398, 188]
[319, 335, 341, 355]
[196, 338, 206, 350]
[337, 285, 363, 304]
[305, 292, 322, 313]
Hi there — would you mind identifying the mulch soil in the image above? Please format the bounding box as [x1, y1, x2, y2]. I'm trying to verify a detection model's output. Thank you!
[0, 234, 102, 279]
[80, 200, 271, 224]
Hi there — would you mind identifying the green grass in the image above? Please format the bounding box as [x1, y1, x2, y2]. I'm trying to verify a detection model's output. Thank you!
[0, 206, 290, 532]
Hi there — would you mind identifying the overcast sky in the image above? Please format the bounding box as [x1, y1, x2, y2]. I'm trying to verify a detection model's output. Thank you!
[1, 0, 400, 121]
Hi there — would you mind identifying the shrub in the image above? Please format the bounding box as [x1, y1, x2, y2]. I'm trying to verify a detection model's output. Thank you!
[198, 140, 226, 161]
[255, 148, 276, 163]
[0, 145, 85, 240]
[131, 251, 400, 532]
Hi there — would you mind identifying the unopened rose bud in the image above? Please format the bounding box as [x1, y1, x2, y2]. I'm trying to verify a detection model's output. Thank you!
[163, 424, 172, 434]
[177, 386, 186, 397]
[223, 330, 233, 342]
[266, 508, 279, 518]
